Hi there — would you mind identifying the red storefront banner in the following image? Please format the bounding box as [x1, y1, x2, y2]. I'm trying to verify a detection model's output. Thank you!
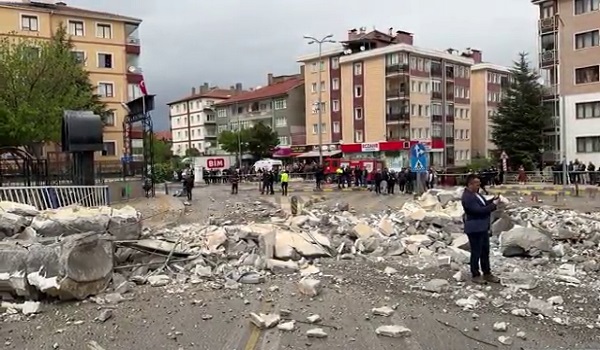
[340, 139, 445, 153]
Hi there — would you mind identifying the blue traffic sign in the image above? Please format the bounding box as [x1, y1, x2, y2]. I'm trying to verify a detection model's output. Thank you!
[410, 143, 428, 173]
[121, 155, 133, 163]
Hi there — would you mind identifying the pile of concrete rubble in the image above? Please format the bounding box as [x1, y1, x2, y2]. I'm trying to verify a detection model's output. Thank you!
[0, 201, 141, 301]
[3, 188, 600, 330]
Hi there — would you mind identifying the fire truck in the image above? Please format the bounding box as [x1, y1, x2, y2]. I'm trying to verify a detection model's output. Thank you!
[323, 157, 385, 182]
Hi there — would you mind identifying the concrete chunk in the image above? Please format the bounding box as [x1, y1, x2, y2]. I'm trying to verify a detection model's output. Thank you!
[375, 325, 412, 338]
[298, 278, 321, 297]
[306, 328, 327, 338]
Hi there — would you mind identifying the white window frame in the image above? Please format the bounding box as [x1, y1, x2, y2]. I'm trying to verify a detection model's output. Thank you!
[95, 22, 113, 39]
[20, 14, 39, 31]
[68, 19, 85, 36]
[98, 82, 115, 98]
[353, 63, 363, 75]
[354, 85, 363, 98]
[311, 83, 317, 93]
[574, 64, 600, 85]
[354, 107, 363, 120]
[332, 100, 340, 112]
[332, 121, 340, 133]
[102, 140, 117, 157]
[312, 123, 318, 134]
[355, 130, 363, 143]
[97, 52, 113, 69]
[574, 0, 600, 15]
[103, 110, 116, 126]
[574, 29, 600, 50]
[332, 78, 340, 90]
[311, 62, 318, 72]
[71, 50, 86, 65]
[331, 57, 339, 69]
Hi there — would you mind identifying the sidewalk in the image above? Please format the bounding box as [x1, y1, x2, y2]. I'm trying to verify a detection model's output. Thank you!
[490, 183, 599, 196]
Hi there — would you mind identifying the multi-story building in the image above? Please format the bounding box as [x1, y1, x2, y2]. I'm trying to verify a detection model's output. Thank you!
[298, 27, 478, 167]
[0, 0, 143, 160]
[215, 73, 306, 155]
[533, 0, 600, 163]
[470, 62, 511, 159]
[167, 83, 241, 156]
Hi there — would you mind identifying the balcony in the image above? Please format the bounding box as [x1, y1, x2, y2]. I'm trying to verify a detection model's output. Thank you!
[385, 63, 409, 76]
[125, 37, 140, 55]
[246, 109, 273, 120]
[126, 65, 143, 84]
[386, 112, 410, 123]
[385, 88, 409, 99]
[431, 63, 442, 77]
[539, 16, 557, 34]
[542, 85, 558, 100]
[432, 115, 443, 123]
[540, 50, 557, 67]
[431, 91, 442, 100]
[445, 137, 454, 145]
[446, 115, 454, 123]
[205, 116, 217, 124]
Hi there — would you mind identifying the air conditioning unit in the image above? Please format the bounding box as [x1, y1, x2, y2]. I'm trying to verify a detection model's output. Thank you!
[403, 141, 410, 148]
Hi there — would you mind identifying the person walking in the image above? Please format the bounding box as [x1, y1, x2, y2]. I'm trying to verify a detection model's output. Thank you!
[183, 173, 194, 201]
[461, 174, 501, 284]
[230, 169, 240, 195]
[280, 170, 289, 196]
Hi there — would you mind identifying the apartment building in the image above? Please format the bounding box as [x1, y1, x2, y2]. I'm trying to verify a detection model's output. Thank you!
[0, 0, 143, 160]
[168, 83, 241, 156]
[298, 28, 477, 167]
[534, 0, 600, 164]
[215, 74, 306, 153]
[471, 63, 511, 159]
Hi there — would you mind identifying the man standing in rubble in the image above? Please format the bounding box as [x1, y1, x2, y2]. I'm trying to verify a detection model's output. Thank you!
[461, 174, 501, 284]
[230, 169, 240, 195]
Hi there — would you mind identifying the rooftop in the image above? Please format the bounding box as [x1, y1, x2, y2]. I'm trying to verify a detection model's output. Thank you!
[0, 1, 142, 23]
[155, 130, 172, 141]
[472, 63, 511, 73]
[215, 78, 303, 106]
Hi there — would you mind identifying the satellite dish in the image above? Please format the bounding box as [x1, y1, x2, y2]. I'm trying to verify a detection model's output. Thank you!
[360, 46, 365, 51]
[204, 141, 212, 147]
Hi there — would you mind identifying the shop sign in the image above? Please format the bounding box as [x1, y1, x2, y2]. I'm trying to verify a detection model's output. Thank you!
[361, 142, 380, 152]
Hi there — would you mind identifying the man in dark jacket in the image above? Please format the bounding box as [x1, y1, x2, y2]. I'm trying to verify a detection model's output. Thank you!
[373, 169, 383, 194]
[461, 174, 500, 284]
[183, 173, 194, 200]
[230, 170, 240, 195]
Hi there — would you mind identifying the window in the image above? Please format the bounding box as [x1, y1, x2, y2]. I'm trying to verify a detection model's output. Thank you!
[275, 116, 287, 127]
[354, 107, 363, 120]
[577, 136, 600, 152]
[431, 103, 442, 115]
[102, 141, 116, 156]
[411, 104, 416, 116]
[333, 121, 340, 133]
[98, 53, 113, 68]
[465, 130, 470, 139]
[575, 30, 600, 49]
[332, 78, 340, 90]
[274, 99, 286, 109]
[575, 65, 600, 84]
[103, 111, 115, 126]
[312, 102, 326, 113]
[354, 85, 363, 97]
[386, 53, 399, 66]
[21, 15, 38, 31]
[331, 57, 339, 69]
[432, 124, 442, 137]
[332, 100, 340, 112]
[541, 3, 555, 18]
[355, 130, 363, 142]
[354, 63, 362, 75]
[319, 60, 325, 71]
[217, 109, 227, 118]
[98, 83, 114, 97]
[68, 20, 84, 36]
[432, 81, 441, 92]
[311, 62, 318, 72]
[320, 81, 326, 91]
[312, 124, 318, 134]
[575, 0, 600, 14]
[576, 101, 600, 119]
[425, 105, 430, 117]
[96, 23, 112, 38]
[278, 136, 290, 146]
[67, 51, 84, 64]
[311, 83, 317, 93]
[321, 123, 326, 133]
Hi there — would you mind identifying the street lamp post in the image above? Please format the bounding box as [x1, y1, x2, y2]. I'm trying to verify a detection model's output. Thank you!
[304, 34, 335, 165]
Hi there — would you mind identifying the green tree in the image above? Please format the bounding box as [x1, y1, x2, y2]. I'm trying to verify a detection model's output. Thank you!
[491, 53, 551, 170]
[217, 129, 249, 154]
[0, 24, 107, 156]
[185, 147, 201, 157]
[152, 138, 173, 164]
[246, 122, 279, 159]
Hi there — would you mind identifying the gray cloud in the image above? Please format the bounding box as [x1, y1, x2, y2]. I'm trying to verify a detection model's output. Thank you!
[70, 0, 539, 130]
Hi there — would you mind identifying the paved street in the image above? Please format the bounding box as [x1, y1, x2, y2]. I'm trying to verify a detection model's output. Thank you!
[2, 186, 600, 350]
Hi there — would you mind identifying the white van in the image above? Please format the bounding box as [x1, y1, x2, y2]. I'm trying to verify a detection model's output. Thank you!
[253, 159, 283, 172]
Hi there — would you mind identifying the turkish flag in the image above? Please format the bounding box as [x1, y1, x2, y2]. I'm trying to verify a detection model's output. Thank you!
[139, 79, 148, 95]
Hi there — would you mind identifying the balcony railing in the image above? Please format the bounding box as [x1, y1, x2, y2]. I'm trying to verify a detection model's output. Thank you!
[431, 67, 442, 77]
[446, 115, 454, 123]
[540, 50, 557, 66]
[127, 65, 142, 74]
[539, 16, 557, 33]
[432, 115, 443, 123]
[205, 117, 216, 124]
[542, 85, 558, 98]
[431, 91, 442, 100]
[386, 113, 409, 123]
[385, 88, 409, 98]
[385, 63, 409, 75]
[445, 137, 454, 145]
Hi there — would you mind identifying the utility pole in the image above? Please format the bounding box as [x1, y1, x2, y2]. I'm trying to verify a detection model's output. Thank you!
[304, 34, 335, 165]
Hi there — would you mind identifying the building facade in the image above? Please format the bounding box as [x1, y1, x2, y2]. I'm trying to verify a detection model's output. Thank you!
[470, 63, 511, 159]
[215, 74, 306, 154]
[533, 0, 600, 164]
[298, 28, 477, 167]
[168, 84, 241, 156]
[0, 0, 143, 160]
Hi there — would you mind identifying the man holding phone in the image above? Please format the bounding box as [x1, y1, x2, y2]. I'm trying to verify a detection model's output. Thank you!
[461, 174, 501, 284]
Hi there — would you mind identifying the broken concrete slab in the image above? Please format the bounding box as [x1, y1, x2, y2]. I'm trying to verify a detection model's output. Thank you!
[375, 325, 412, 338]
[249, 312, 280, 329]
[298, 278, 321, 297]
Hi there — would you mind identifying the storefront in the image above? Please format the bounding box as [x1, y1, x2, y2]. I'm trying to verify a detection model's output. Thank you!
[295, 144, 341, 159]
[340, 139, 445, 169]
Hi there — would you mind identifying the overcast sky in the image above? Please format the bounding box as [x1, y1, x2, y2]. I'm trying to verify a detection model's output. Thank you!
[71, 0, 539, 131]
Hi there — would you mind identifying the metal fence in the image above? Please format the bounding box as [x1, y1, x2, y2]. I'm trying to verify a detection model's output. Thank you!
[0, 185, 110, 210]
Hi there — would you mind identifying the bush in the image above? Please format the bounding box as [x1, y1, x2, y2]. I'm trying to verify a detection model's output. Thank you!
[152, 163, 173, 183]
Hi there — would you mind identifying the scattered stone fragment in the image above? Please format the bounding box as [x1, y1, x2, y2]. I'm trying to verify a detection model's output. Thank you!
[298, 278, 321, 297]
[277, 320, 295, 331]
[528, 297, 554, 317]
[547, 296, 564, 305]
[372, 306, 395, 317]
[147, 275, 170, 287]
[249, 312, 280, 329]
[375, 325, 412, 338]
[516, 331, 526, 339]
[306, 328, 328, 338]
[201, 314, 213, 320]
[493, 322, 508, 332]
[422, 279, 449, 293]
[498, 336, 513, 345]
[383, 266, 397, 275]
[95, 309, 113, 323]
[307, 314, 321, 323]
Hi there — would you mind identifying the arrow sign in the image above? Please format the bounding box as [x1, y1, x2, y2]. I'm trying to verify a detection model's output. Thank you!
[410, 143, 428, 173]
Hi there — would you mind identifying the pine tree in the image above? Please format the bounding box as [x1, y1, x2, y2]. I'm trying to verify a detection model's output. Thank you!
[491, 52, 551, 170]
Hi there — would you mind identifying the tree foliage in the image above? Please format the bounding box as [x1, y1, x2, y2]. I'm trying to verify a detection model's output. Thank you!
[185, 147, 201, 157]
[153, 138, 173, 164]
[0, 24, 107, 153]
[491, 53, 551, 170]
[217, 122, 280, 159]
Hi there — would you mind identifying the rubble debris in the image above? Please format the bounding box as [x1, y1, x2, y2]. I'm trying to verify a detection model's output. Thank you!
[277, 320, 295, 331]
[375, 325, 412, 338]
[307, 314, 321, 323]
[250, 312, 280, 329]
[498, 335, 513, 345]
[306, 328, 328, 338]
[372, 306, 395, 317]
[298, 278, 321, 297]
[492, 322, 508, 332]
[423, 279, 449, 293]
[147, 275, 170, 287]
[527, 297, 554, 317]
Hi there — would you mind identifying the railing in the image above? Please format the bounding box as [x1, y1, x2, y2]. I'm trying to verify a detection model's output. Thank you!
[432, 115, 443, 123]
[540, 50, 557, 65]
[0, 185, 110, 210]
[385, 64, 409, 75]
[127, 65, 143, 74]
[539, 16, 557, 32]
[386, 113, 409, 122]
[431, 91, 442, 100]
[385, 89, 409, 98]
[542, 85, 558, 97]
[127, 37, 140, 45]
